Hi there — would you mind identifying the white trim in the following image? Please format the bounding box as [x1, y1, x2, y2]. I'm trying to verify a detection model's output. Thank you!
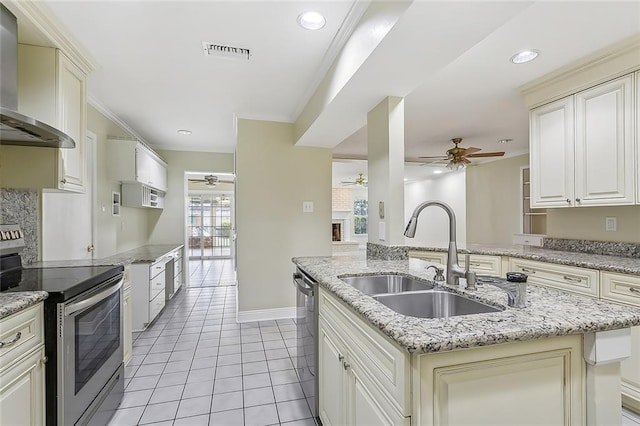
[236, 307, 297, 323]
[87, 130, 98, 259]
[87, 94, 151, 147]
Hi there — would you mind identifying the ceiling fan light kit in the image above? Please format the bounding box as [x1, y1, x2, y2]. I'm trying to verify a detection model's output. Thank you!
[340, 173, 368, 186]
[419, 137, 505, 169]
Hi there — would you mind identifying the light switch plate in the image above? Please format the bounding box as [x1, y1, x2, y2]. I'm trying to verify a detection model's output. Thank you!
[303, 201, 314, 213]
[378, 221, 385, 241]
[378, 201, 385, 219]
[605, 217, 617, 232]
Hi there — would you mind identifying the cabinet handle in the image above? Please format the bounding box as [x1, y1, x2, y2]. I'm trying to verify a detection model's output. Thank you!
[630, 287, 640, 295]
[563, 275, 582, 283]
[575, 198, 581, 203]
[343, 362, 350, 371]
[60, 179, 67, 184]
[338, 354, 344, 362]
[521, 268, 536, 274]
[0, 331, 21, 348]
[469, 263, 481, 267]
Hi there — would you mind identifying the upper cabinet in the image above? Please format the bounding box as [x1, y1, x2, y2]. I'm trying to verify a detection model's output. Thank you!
[108, 139, 168, 192]
[0, 45, 87, 192]
[524, 38, 639, 209]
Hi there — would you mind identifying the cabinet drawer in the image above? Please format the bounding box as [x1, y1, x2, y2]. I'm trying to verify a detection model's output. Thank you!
[174, 259, 183, 277]
[0, 304, 43, 372]
[150, 259, 166, 279]
[508, 258, 599, 297]
[149, 291, 165, 322]
[318, 288, 410, 415]
[460, 254, 502, 276]
[149, 274, 165, 301]
[601, 272, 640, 307]
[408, 250, 447, 265]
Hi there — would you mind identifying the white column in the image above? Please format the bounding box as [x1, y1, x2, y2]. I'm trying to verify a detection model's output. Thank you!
[367, 96, 405, 246]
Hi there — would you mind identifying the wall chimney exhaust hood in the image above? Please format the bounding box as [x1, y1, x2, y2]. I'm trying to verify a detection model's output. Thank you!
[0, 4, 75, 148]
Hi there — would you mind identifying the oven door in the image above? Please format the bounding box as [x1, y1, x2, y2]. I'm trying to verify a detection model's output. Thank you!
[58, 275, 124, 425]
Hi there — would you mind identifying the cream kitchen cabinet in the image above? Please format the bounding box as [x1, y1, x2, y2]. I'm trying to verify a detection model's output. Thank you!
[131, 257, 170, 331]
[0, 303, 45, 426]
[600, 271, 640, 413]
[508, 257, 599, 297]
[318, 287, 411, 426]
[123, 266, 133, 365]
[108, 139, 168, 193]
[409, 251, 503, 276]
[0, 45, 87, 192]
[529, 74, 636, 208]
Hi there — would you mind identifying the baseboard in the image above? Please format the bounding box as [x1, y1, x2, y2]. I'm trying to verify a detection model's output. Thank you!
[236, 307, 296, 323]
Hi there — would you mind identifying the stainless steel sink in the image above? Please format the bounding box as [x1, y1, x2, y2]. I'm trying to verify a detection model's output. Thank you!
[373, 290, 503, 318]
[340, 274, 434, 296]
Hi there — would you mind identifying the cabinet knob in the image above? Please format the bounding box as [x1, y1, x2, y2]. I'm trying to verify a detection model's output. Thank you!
[87, 244, 95, 253]
[565, 198, 571, 204]
[575, 198, 581, 203]
[60, 179, 67, 184]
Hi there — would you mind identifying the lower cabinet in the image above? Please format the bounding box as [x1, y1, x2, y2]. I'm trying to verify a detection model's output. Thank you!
[508, 257, 599, 297]
[319, 316, 409, 426]
[131, 257, 169, 331]
[0, 303, 45, 426]
[123, 266, 133, 365]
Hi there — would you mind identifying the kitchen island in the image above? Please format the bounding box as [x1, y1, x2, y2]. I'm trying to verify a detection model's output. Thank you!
[293, 254, 640, 426]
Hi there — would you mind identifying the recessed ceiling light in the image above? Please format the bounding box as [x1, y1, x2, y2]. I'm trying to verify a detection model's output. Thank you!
[510, 49, 540, 64]
[433, 170, 443, 174]
[177, 129, 192, 135]
[498, 138, 513, 144]
[297, 11, 326, 30]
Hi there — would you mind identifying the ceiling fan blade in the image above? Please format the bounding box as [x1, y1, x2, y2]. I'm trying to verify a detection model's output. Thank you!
[418, 155, 448, 159]
[460, 147, 481, 156]
[467, 151, 505, 158]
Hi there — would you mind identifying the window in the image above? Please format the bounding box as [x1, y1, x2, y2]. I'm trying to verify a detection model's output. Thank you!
[353, 199, 368, 235]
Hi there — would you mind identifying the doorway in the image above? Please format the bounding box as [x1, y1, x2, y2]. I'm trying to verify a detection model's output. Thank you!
[185, 172, 236, 287]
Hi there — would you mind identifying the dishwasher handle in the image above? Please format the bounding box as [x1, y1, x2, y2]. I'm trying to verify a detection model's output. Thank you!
[293, 273, 314, 297]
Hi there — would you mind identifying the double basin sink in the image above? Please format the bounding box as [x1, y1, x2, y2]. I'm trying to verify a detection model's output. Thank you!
[340, 274, 503, 319]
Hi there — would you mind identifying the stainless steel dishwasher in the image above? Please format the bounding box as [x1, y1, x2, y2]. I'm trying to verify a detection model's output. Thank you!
[293, 268, 319, 420]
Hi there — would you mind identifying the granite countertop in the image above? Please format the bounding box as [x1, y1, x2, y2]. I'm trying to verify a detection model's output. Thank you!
[408, 244, 640, 275]
[293, 255, 640, 354]
[25, 243, 184, 268]
[0, 244, 183, 319]
[0, 292, 48, 320]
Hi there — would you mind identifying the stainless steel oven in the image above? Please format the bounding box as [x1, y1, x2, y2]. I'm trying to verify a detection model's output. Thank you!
[57, 273, 124, 425]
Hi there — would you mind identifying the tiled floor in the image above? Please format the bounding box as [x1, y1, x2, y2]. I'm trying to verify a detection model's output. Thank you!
[109, 286, 315, 426]
[189, 259, 236, 288]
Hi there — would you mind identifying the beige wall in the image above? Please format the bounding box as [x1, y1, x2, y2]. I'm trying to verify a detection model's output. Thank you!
[466, 154, 529, 245]
[148, 150, 234, 245]
[546, 206, 640, 242]
[237, 119, 332, 313]
[89, 105, 151, 257]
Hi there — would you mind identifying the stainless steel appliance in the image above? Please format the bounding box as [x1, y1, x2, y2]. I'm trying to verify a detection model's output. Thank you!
[293, 268, 319, 419]
[0, 224, 124, 425]
[0, 4, 76, 148]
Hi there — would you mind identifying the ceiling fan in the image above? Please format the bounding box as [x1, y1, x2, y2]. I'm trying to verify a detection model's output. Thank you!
[187, 174, 234, 186]
[340, 173, 368, 186]
[419, 138, 505, 170]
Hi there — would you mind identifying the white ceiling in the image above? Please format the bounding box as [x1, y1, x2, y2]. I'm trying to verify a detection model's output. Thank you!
[332, 159, 453, 188]
[15, 1, 640, 161]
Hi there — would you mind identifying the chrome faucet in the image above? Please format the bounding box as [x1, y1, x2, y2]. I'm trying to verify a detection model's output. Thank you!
[404, 201, 476, 289]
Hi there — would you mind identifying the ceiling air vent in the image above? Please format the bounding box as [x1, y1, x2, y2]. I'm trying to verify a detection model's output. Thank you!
[202, 42, 251, 60]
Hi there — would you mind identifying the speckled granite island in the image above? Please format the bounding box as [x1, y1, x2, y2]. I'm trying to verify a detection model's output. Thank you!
[293, 254, 640, 426]
[0, 291, 47, 320]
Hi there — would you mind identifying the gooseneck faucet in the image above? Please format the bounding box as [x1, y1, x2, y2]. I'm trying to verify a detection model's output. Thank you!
[404, 201, 476, 288]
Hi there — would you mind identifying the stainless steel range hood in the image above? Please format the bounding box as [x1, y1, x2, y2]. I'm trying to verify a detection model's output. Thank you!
[0, 4, 75, 148]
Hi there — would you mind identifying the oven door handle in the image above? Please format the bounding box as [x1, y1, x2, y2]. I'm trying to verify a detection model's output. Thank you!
[64, 278, 123, 317]
[293, 274, 314, 297]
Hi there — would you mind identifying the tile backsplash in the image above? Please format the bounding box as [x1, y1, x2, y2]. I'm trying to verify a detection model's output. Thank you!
[0, 188, 38, 263]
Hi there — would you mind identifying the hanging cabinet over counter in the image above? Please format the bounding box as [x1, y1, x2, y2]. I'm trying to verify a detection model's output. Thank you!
[522, 36, 639, 209]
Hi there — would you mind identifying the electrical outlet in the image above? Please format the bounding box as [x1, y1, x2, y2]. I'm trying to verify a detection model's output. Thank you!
[302, 201, 314, 213]
[605, 217, 617, 232]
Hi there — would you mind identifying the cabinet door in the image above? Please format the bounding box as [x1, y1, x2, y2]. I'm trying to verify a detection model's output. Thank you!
[637, 71, 640, 205]
[149, 157, 168, 192]
[529, 97, 575, 207]
[135, 147, 153, 186]
[622, 326, 640, 413]
[347, 362, 409, 426]
[0, 347, 45, 426]
[123, 287, 133, 365]
[318, 320, 346, 426]
[575, 75, 635, 206]
[57, 52, 86, 192]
